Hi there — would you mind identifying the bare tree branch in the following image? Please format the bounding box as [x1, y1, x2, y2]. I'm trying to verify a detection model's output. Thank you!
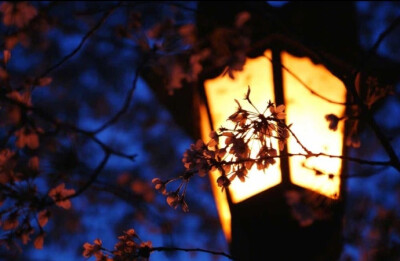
[93, 63, 143, 134]
[344, 81, 400, 172]
[250, 12, 400, 172]
[151, 247, 235, 260]
[1, 94, 137, 161]
[262, 54, 350, 106]
[35, 2, 122, 81]
[285, 126, 312, 155]
[65, 152, 111, 200]
[290, 14, 400, 173]
[341, 16, 400, 173]
[44, 153, 111, 207]
[224, 153, 392, 168]
[359, 15, 400, 73]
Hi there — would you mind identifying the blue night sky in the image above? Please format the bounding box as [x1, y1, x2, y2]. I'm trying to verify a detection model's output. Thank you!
[1, 1, 400, 261]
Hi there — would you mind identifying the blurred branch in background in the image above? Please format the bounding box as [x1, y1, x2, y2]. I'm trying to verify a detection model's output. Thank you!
[0, 1, 399, 261]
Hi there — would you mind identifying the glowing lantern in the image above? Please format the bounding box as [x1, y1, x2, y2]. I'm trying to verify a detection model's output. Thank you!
[137, 2, 358, 259]
[198, 49, 347, 258]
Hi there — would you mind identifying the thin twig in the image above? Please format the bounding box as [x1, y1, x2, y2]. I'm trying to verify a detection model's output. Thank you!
[64, 152, 110, 201]
[283, 152, 392, 167]
[344, 15, 400, 173]
[121, 2, 198, 13]
[316, 168, 390, 179]
[287, 13, 400, 173]
[285, 125, 312, 155]
[90, 135, 137, 161]
[1, 94, 136, 161]
[93, 63, 142, 134]
[151, 247, 234, 260]
[359, 15, 400, 73]
[263, 55, 349, 106]
[36, 2, 122, 81]
[224, 153, 392, 167]
[347, 83, 400, 172]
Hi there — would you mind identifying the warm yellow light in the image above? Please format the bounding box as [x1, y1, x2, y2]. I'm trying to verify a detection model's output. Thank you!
[282, 52, 346, 199]
[204, 50, 281, 203]
[200, 49, 346, 242]
[199, 102, 232, 242]
[201, 50, 281, 241]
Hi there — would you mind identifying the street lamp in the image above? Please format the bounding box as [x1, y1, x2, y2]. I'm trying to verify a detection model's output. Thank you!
[198, 47, 347, 260]
[200, 47, 347, 232]
[194, 3, 357, 260]
[141, 2, 400, 259]
[141, 2, 361, 259]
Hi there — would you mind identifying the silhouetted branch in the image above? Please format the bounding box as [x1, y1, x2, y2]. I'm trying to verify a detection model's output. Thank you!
[285, 126, 312, 155]
[151, 247, 235, 260]
[65, 152, 111, 200]
[93, 181, 168, 223]
[283, 13, 400, 173]
[222, 153, 392, 168]
[121, 1, 198, 13]
[36, 2, 122, 81]
[1, 93, 136, 162]
[90, 135, 137, 161]
[351, 16, 400, 172]
[360, 15, 400, 72]
[341, 15, 400, 173]
[93, 63, 142, 134]
[262, 54, 349, 106]
[44, 153, 111, 207]
[345, 80, 400, 172]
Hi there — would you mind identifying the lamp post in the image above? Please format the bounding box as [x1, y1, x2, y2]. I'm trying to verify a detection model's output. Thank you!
[195, 2, 357, 260]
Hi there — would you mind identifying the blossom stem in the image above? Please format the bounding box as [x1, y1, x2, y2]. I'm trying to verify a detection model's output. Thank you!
[285, 125, 312, 155]
[62, 152, 110, 201]
[222, 153, 391, 167]
[150, 247, 234, 259]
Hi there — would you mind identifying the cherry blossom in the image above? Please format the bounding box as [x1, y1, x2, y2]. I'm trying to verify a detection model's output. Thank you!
[83, 238, 103, 258]
[0, 2, 37, 28]
[48, 183, 75, 209]
[156, 91, 291, 211]
[269, 104, 286, 120]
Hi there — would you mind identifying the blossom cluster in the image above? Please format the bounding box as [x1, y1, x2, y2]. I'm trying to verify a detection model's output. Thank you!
[0, 78, 74, 251]
[153, 89, 290, 210]
[83, 229, 152, 261]
[0, 21, 75, 251]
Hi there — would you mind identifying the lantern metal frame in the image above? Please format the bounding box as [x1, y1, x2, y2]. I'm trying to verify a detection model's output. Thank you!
[194, 2, 358, 259]
[197, 42, 348, 260]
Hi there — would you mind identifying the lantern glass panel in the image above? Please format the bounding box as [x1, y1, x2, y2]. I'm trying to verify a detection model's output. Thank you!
[282, 52, 346, 199]
[199, 102, 232, 241]
[204, 50, 281, 204]
[200, 50, 346, 242]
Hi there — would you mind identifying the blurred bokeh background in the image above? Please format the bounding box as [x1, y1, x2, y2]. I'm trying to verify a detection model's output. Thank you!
[0, 1, 399, 260]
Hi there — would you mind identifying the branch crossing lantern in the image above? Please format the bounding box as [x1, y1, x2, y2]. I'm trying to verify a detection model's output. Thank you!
[199, 49, 347, 260]
[190, 2, 361, 259]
